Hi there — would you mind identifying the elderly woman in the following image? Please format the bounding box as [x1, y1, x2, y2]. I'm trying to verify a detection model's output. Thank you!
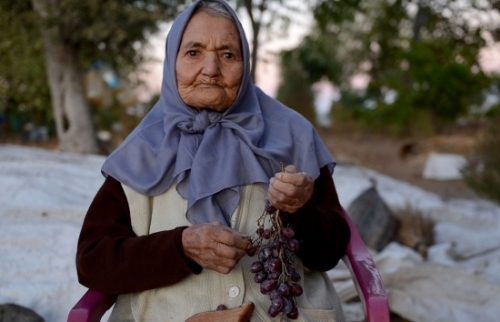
[76, 0, 350, 321]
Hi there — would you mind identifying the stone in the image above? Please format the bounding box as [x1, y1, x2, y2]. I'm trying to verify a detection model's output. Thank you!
[0, 304, 44, 322]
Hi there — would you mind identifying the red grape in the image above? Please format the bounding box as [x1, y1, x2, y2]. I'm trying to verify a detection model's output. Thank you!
[282, 227, 295, 238]
[268, 258, 282, 272]
[247, 185, 304, 320]
[260, 279, 277, 294]
[292, 283, 303, 296]
[287, 306, 299, 319]
[265, 199, 277, 214]
[269, 289, 281, 300]
[250, 261, 263, 273]
[271, 297, 284, 310]
[288, 238, 300, 252]
[254, 271, 267, 283]
[268, 305, 280, 317]
[258, 246, 272, 261]
[246, 245, 257, 257]
[283, 298, 294, 314]
[278, 282, 290, 296]
[268, 271, 280, 281]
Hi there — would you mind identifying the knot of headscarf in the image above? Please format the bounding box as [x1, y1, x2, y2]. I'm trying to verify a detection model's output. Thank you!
[177, 109, 223, 134]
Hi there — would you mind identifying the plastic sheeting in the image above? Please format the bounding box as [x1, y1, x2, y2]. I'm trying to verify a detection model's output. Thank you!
[330, 164, 500, 322]
[334, 243, 500, 322]
[0, 145, 106, 322]
[1, 145, 500, 322]
[422, 152, 467, 180]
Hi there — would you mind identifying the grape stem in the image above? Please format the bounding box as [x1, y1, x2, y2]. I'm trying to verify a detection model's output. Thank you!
[249, 161, 299, 321]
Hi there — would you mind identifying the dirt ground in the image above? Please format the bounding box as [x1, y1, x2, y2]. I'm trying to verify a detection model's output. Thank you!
[319, 128, 480, 200]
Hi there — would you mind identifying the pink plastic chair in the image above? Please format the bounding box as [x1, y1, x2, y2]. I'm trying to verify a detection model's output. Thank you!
[340, 209, 390, 322]
[68, 209, 390, 322]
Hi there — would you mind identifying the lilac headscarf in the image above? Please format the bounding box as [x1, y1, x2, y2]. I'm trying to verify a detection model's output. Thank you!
[101, 0, 335, 226]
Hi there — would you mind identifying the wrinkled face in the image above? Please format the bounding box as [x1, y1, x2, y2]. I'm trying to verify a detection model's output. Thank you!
[175, 11, 243, 112]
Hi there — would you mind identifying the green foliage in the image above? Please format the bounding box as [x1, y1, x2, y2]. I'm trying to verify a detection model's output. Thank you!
[0, 0, 188, 137]
[331, 89, 435, 136]
[314, 0, 363, 26]
[294, 32, 344, 86]
[291, 0, 500, 135]
[44, 0, 190, 72]
[275, 26, 345, 126]
[276, 50, 316, 124]
[374, 38, 491, 132]
[0, 1, 52, 134]
[462, 114, 500, 203]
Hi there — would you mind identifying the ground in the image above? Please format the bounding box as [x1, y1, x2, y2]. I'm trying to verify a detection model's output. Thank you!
[2, 130, 499, 322]
[320, 129, 486, 322]
[319, 128, 480, 200]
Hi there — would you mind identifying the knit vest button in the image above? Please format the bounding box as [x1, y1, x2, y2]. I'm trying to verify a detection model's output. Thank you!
[229, 286, 240, 298]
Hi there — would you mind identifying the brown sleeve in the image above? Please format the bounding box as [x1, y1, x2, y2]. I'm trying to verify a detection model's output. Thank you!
[282, 165, 350, 271]
[76, 176, 202, 295]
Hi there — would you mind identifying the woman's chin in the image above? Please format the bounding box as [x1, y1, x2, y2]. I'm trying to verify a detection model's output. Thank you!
[187, 90, 232, 111]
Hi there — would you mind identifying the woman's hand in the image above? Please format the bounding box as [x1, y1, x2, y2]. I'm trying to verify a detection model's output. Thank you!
[268, 165, 314, 213]
[182, 222, 251, 274]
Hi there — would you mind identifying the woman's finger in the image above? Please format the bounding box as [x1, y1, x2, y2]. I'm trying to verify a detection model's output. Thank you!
[268, 166, 314, 213]
[181, 222, 251, 273]
[275, 171, 313, 188]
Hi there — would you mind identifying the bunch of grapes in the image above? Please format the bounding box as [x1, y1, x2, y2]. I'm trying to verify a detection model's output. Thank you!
[247, 198, 303, 320]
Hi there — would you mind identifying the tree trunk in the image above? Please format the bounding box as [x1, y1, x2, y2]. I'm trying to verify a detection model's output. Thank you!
[412, 2, 429, 42]
[250, 21, 260, 83]
[243, 0, 263, 83]
[31, 0, 99, 154]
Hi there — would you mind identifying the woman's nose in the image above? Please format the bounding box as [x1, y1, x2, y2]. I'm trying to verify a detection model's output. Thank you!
[202, 53, 220, 77]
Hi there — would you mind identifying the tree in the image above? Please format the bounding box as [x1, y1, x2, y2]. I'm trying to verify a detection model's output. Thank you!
[1, 0, 307, 152]
[276, 49, 316, 124]
[233, 0, 303, 83]
[0, 2, 52, 136]
[462, 111, 500, 203]
[290, 0, 500, 135]
[1, 0, 187, 153]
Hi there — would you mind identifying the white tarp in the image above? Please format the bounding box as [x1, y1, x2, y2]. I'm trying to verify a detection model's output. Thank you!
[330, 243, 500, 322]
[422, 152, 467, 180]
[1, 145, 500, 322]
[0, 145, 105, 321]
[331, 164, 500, 322]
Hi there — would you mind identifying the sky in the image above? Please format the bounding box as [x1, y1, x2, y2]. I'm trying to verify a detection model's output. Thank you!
[480, 42, 500, 73]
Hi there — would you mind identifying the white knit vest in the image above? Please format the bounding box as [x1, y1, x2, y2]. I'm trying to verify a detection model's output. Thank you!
[108, 183, 345, 322]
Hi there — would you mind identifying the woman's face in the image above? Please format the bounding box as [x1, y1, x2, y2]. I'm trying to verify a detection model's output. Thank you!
[176, 11, 243, 112]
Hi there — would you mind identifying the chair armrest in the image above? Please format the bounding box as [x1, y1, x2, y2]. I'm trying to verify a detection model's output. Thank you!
[341, 209, 390, 322]
[67, 290, 117, 322]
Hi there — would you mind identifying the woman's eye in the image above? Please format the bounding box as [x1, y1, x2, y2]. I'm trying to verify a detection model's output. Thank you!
[188, 50, 197, 56]
[223, 52, 234, 59]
